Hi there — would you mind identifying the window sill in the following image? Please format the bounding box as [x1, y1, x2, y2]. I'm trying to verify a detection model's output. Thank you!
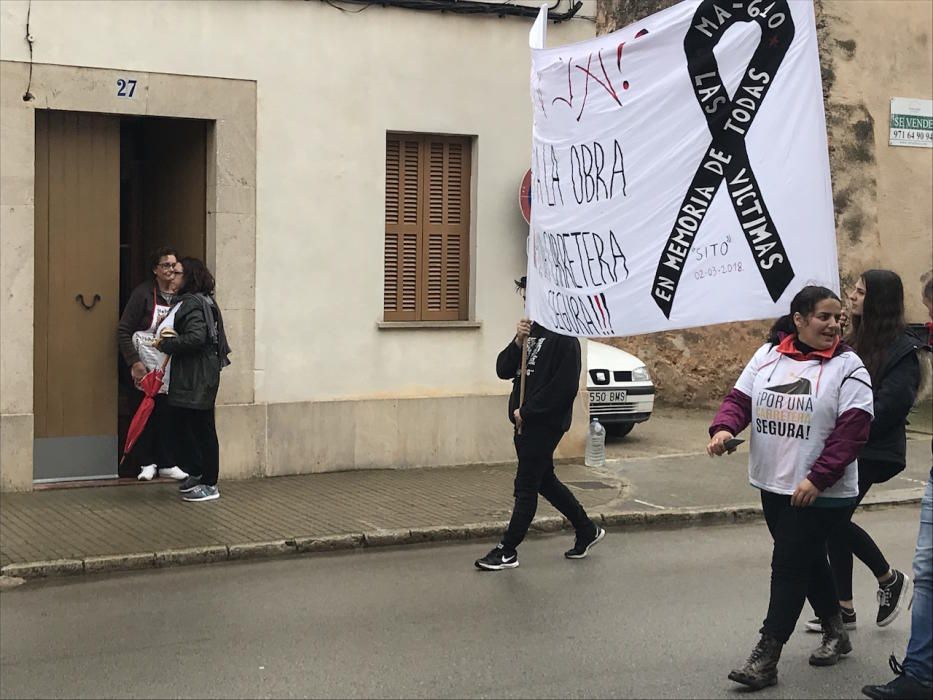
[377, 320, 483, 330]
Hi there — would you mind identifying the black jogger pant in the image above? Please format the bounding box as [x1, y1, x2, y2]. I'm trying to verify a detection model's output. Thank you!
[172, 406, 219, 487]
[825, 458, 896, 601]
[760, 490, 852, 643]
[501, 425, 594, 550]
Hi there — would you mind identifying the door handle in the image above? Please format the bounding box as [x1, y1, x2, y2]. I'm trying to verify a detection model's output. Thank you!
[75, 293, 101, 310]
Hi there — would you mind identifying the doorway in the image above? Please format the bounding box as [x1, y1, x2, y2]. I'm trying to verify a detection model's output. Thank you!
[33, 110, 207, 483]
[117, 117, 207, 478]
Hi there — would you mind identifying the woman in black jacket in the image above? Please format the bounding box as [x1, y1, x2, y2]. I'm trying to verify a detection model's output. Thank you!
[156, 258, 231, 503]
[117, 246, 186, 481]
[806, 270, 920, 633]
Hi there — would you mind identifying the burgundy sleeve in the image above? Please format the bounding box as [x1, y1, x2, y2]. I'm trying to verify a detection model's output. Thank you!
[806, 407, 872, 491]
[709, 388, 752, 438]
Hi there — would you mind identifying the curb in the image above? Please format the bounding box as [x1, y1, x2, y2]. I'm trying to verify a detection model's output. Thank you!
[1, 495, 921, 582]
[0, 575, 26, 590]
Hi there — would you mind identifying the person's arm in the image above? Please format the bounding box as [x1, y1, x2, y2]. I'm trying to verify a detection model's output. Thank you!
[159, 304, 207, 356]
[707, 346, 769, 455]
[496, 341, 522, 380]
[805, 408, 872, 491]
[804, 361, 874, 491]
[709, 388, 752, 438]
[869, 351, 919, 438]
[496, 319, 531, 380]
[707, 388, 751, 456]
[117, 285, 148, 366]
[516, 336, 580, 421]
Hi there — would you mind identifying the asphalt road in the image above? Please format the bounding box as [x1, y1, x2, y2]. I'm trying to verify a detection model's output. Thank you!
[0, 507, 924, 699]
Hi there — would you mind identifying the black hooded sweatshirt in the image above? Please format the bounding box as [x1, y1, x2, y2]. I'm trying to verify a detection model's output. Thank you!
[858, 330, 921, 469]
[496, 322, 581, 433]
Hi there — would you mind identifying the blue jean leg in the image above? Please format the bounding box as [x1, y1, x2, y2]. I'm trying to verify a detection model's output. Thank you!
[904, 474, 933, 686]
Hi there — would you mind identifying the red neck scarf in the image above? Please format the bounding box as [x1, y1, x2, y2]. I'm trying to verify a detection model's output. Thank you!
[775, 333, 839, 361]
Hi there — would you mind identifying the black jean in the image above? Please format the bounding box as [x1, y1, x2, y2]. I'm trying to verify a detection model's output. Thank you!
[760, 490, 852, 643]
[825, 458, 896, 600]
[501, 425, 594, 550]
[171, 406, 219, 487]
[130, 393, 174, 469]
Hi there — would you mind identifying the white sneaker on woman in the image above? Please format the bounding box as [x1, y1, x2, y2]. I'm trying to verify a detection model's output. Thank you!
[137, 464, 157, 481]
[158, 466, 188, 480]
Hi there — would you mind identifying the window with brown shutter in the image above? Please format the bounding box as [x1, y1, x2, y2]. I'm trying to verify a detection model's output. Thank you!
[384, 133, 471, 322]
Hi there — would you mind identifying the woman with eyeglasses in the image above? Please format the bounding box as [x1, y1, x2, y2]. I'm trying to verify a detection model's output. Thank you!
[117, 246, 188, 481]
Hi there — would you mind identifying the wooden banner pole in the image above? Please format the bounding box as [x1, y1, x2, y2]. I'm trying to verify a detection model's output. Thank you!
[517, 340, 528, 435]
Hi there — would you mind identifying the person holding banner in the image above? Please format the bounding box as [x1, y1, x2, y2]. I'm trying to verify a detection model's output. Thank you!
[806, 271, 919, 635]
[474, 277, 604, 571]
[707, 285, 874, 690]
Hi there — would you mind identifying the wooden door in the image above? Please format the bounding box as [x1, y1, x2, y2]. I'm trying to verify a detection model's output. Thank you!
[34, 110, 121, 481]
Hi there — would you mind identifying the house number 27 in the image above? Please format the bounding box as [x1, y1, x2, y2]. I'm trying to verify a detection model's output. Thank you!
[116, 79, 137, 97]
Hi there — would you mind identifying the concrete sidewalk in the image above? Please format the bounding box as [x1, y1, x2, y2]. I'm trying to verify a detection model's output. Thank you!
[2, 407, 929, 581]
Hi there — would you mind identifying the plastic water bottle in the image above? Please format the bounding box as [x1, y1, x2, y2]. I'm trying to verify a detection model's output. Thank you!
[584, 417, 606, 468]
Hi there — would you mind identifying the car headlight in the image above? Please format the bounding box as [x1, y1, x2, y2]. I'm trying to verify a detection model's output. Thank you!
[632, 365, 651, 382]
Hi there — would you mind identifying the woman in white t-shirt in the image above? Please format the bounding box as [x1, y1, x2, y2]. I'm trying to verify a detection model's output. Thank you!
[707, 285, 874, 691]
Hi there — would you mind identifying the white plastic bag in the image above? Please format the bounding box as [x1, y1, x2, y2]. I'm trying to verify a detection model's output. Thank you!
[131, 305, 180, 394]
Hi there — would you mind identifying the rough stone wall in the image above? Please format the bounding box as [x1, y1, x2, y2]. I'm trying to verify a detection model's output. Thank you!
[815, 0, 883, 296]
[816, 0, 932, 307]
[596, 0, 932, 408]
[596, 0, 680, 29]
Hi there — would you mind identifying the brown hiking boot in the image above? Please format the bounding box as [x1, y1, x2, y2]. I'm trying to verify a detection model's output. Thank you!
[728, 634, 783, 690]
[809, 611, 853, 666]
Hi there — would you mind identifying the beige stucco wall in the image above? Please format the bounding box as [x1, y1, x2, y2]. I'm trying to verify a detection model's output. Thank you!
[0, 0, 592, 400]
[0, 1, 594, 490]
[597, 0, 932, 407]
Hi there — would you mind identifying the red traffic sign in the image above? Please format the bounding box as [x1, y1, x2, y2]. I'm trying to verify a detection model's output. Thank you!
[519, 168, 532, 224]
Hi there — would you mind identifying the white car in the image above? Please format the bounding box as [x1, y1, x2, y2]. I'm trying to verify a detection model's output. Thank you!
[587, 340, 655, 438]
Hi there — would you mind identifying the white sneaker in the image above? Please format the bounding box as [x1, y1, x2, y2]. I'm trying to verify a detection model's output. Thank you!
[137, 464, 157, 481]
[158, 466, 188, 480]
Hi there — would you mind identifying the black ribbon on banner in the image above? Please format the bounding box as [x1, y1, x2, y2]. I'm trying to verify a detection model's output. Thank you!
[652, 0, 796, 318]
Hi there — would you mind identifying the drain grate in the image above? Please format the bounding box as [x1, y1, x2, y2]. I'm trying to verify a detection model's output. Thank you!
[566, 480, 614, 490]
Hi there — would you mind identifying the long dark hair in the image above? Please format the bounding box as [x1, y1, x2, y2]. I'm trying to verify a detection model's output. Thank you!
[846, 269, 905, 383]
[767, 285, 841, 344]
[176, 257, 215, 296]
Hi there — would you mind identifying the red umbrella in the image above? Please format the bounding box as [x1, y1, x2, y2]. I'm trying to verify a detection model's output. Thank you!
[120, 356, 170, 466]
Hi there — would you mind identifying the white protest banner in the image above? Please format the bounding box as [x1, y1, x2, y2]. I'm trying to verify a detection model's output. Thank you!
[525, 0, 838, 337]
